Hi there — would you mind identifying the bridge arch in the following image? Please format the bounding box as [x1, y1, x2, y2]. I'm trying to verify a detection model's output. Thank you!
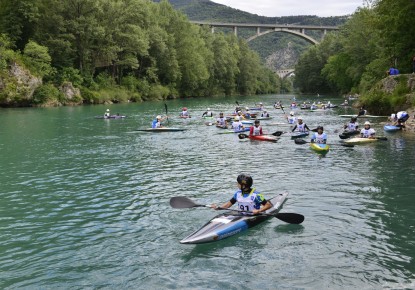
[247, 28, 318, 44]
[191, 21, 338, 45]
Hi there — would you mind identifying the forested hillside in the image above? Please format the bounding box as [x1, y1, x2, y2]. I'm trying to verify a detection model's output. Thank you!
[154, 0, 348, 71]
[0, 0, 279, 107]
[294, 0, 415, 113]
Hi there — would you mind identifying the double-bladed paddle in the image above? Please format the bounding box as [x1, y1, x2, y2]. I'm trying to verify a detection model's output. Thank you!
[170, 196, 304, 224]
[294, 138, 355, 147]
[164, 103, 169, 125]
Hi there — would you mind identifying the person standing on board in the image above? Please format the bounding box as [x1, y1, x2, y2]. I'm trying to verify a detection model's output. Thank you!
[104, 109, 110, 118]
[210, 174, 272, 215]
[291, 116, 310, 133]
[249, 120, 263, 136]
[360, 121, 376, 138]
[310, 126, 327, 144]
[216, 112, 227, 128]
[344, 117, 359, 132]
[152, 115, 167, 128]
[232, 116, 244, 132]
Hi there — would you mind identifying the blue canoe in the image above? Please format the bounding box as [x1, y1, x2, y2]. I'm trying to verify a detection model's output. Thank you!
[180, 193, 289, 244]
[384, 125, 401, 132]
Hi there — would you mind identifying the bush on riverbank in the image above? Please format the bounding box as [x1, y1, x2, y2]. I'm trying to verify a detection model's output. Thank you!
[358, 74, 415, 114]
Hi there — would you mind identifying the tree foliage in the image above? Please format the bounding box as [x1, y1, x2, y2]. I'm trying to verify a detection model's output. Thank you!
[0, 0, 279, 106]
[294, 0, 415, 99]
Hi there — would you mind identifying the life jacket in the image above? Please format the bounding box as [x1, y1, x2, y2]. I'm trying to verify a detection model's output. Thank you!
[251, 126, 262, 136]
[347, 122, 358, 131]
[235, 188, 261, 211]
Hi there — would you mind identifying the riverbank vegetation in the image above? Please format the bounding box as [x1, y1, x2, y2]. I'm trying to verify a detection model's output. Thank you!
[294, 0, 415, 113]
[0, 0, 279, 107]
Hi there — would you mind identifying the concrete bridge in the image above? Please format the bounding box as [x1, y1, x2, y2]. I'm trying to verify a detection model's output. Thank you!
[191, 21, 339, 44]
[276, 69, 295, 79]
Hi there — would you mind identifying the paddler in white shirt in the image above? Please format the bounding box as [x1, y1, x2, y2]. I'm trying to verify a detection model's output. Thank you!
[291, 116, 310, 133]
[232, 116, 244, 132]
[360, 121, 376, 138]
[216, 112, 227, 128]
[310, 126, 327, 144]
[210, 174, 272, 215]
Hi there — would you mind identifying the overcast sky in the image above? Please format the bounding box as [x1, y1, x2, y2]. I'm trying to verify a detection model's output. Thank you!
[210, 0, 364, 17]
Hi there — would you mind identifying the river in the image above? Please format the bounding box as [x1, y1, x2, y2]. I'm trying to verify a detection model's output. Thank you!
[1, 94, 414, 289]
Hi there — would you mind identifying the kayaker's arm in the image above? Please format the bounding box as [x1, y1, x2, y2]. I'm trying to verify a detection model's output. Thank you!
[252, 200, 272, 215]
[291, 125, 297, 132]
[211, 199, 235, 210]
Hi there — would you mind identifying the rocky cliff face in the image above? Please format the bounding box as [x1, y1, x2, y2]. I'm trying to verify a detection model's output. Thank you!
[265, 42, 299, 71]
[0, 62, 42, 106]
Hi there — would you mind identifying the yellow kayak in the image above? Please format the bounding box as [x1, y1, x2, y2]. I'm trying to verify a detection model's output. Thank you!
[310, 143, 330, 153]
[344, 137, 379, 145]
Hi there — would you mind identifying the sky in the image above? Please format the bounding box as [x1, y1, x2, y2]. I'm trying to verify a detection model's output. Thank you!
[210, 0, 364, 17]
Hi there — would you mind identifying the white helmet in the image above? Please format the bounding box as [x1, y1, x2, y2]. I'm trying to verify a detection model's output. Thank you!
[297, 116, 303, 120]
[290, 111, 294, 116]
[106, 109, 110, 112]
[207, 108, 210, 111]
[234, 116, 240, 121]
[156, 115, 161, 119]
[364, 121, 371, 125]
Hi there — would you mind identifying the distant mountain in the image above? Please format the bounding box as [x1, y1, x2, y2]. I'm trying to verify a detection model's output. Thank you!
[153, 0, 348, 71]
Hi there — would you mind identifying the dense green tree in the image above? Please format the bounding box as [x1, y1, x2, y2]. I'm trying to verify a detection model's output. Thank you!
[0, 0, 40, 50]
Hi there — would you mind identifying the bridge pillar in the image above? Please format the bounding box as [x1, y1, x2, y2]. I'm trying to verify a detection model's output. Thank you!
[233, 26, 237, 36]
[301, 29, 305, 34]
[212, 27, 215, 33]
[256, 27, 260, 35]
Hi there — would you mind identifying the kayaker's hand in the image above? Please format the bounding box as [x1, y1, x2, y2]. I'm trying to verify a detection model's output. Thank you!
[252, 209, 260, 215]
[210, 204, 218, 210]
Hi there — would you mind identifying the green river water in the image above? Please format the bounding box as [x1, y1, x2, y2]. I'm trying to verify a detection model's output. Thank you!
[1, 94, 414, 289]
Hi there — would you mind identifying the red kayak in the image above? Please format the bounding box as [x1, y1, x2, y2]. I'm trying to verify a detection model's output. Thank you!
[238, 133, 278, 142]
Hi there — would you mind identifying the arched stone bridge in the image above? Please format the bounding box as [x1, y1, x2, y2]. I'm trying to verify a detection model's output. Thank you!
[191, 21, 339, 44]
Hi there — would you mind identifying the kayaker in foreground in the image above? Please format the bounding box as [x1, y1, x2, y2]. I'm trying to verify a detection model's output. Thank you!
[216, 112, 228, 128]
[211, 174, 272, 215]
[292, 116, 310, 133]
[310, 126, 327, 144]
[151, 115, 167, 128]
[249, 120, 263, 136]
[360, 121, 376, 138]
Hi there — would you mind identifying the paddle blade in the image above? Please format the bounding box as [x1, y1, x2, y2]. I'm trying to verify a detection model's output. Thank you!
[238, 133, 248, 139]
[341, 143, 355, 148]
[376, 137, 388, 141]
[170, 196, 201, 208]
[275, 213, 304, 224]
[271, 131, 283, 136]
[294, 139, 307, 145]
[339, 134, 348, 139]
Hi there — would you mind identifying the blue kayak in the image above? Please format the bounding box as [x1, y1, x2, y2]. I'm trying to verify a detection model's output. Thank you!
[384, 125, 401, 132]
[180, 193, 289, 244]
